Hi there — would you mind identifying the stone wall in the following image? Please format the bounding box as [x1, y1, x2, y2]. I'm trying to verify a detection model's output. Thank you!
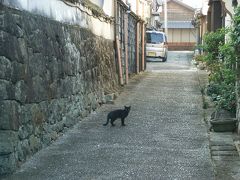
[0, 5, 119, 174]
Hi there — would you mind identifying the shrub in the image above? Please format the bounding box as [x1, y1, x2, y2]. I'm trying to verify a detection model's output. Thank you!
[194, 54, 205, 62]
[203, 28, 236, 113]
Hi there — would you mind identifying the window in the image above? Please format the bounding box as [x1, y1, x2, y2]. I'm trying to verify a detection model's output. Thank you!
[147, 33, 164, 44]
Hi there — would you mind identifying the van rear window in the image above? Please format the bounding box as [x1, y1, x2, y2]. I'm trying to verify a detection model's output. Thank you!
[146, 33, 164, 44]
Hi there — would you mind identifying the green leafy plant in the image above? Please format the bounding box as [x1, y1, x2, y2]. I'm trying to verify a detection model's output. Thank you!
[203, 28, 237, 113]
[202, 29, 225, 71]
[231, 6, 240, 51]
[232, 6, 240, 114]
[194, 54, 205, 62]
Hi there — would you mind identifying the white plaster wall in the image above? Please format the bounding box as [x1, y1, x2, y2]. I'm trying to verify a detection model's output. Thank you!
[225, 14, 232, 28]
[222, 0, 240, 29]
[172, 29, 181, 42]
[119, 0, 151, 19]
[102, 0, 114, 16]
[168, 29, 196, 43]
[131, 0, 137, 14]
[181, 29, 190, 42]
[201, 0, 208, 16]
[88, 0, 114, 16]
[2, 0, 114, 40]
[223, 0, 234, 15]
[90, 0, 104, 8]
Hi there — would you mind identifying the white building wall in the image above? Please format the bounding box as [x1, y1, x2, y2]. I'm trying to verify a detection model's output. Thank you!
[168, 29, 196, 43]
[181, 29, 190, 42]
[102, 0, 114, 16]
[201, 0, 209, 16]
[2, 0, 114, 40]
[127, 0, 151, 21]
[222, 0, 240, 15]
[222, 0, 240, 27]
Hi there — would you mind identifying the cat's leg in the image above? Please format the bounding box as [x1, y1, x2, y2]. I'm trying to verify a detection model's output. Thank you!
[110, 119, 115, 126]
[121, 118, 126, 126]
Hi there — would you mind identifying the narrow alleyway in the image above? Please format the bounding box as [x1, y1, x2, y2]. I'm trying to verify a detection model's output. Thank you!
[3, 51, 214, 180]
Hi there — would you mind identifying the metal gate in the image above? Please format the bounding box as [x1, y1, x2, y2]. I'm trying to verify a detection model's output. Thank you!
[127, 13, 137, 74]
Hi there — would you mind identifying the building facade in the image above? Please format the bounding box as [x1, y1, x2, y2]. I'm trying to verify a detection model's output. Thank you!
[160, 0, 196, 50]
[206, 0, 240, 31]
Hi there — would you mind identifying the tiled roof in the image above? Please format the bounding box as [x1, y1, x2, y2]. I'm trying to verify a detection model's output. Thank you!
[161, 21, 195, 29]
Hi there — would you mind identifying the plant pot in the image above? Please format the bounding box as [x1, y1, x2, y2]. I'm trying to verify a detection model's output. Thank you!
[210, 118, 237, 132]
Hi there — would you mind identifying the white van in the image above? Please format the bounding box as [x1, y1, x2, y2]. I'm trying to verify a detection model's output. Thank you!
[146, 31, 168, 62]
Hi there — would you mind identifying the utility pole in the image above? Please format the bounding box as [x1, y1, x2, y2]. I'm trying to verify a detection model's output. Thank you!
[164, 0, 168, 37]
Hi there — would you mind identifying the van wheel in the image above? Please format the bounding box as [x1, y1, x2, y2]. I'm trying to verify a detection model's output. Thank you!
[162, 57, 167, 62]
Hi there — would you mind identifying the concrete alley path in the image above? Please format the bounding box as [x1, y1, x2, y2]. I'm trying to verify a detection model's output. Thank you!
[4, 51, 215, 180]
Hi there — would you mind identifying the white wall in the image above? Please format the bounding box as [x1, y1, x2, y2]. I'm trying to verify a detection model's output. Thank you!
[89, 0, 114, 16]
[223, 0, 240, 15]
[102, 0, 114, 17]
[201, 0, 209, 16]
[123, 0, 151, 21]
[90, 0, 104, 8]
[173, 29, 181, 42]
[222, 0, 240, 28]
[168, 29, 196, 43]
[2, 0, 114, 40]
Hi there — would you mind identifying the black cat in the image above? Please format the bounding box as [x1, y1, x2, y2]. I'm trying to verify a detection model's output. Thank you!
[103, 106, 131, 126]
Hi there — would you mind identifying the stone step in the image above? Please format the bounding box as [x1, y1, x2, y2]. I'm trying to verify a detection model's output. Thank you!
[234, 141, 240, 156]
[211, 145, 237, 151]
[212, 156, 240, 161]
[211, 150, 239, 157]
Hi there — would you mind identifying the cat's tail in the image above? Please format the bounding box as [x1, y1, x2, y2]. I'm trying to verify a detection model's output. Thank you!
[103, 118, 109, 126]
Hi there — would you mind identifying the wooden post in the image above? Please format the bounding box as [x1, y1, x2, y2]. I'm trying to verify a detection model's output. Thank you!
[141, 23, 145, 71]
[116, 36, 124, 85]
[124, 13, 129, 84]
[136, 22, 139, 74]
